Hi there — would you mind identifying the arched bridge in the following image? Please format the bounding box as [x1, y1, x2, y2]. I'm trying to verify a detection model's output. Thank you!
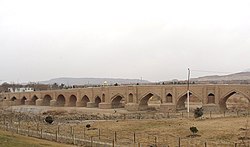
[1, 84, 250, 112]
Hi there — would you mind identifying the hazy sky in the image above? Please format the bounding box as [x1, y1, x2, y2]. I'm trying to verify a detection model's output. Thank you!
[0, 0, 250, 83]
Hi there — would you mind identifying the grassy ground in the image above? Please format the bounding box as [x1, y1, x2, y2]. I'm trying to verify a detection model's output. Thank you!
[0, 129, 73, 147]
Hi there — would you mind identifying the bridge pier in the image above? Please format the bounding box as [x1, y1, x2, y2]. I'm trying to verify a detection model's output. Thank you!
[3, 100, 13, 106]
[125, 103, 139, 111]
[87, 102, 98, 108]
[76, 101, 84, 107]
[99, 103, 112, 109]
[36, 99, 43, 106]
[24, 100, 32, 105]
[50, 100, 57, 106]
[202, 104, 220, 112]
[159, 103, 176, 112]
[15, 99, 22, 105]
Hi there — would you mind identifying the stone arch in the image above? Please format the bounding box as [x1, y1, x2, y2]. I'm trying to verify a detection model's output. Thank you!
[219, 90, 250, 111]
[139, 92, 161, 110]
[81, 95, 90, 107]
[56, 94, 65, 107]
[11, 96, 17, 101]
[176, 91, 201, 110]
[21, 96, 27, 105]
[207, 93, 215, 104]
[69, 95, 77, 107]
[43, 95, 52, 106]
[31, 95, 38, 105]
[111, 94, 125, 108]
[128, 93, 133, 103]
[102, 94, 105, 102]
[94, 96, 101, 107]
[166, 93, 173, 103]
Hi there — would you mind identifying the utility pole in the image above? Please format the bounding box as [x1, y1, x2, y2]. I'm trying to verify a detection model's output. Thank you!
[187, 68, 190, 118]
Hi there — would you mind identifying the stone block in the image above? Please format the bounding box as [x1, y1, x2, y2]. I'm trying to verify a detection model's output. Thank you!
[99, 103, 112, 109]
[87, 102, 98, 108]
[125, 103, 139, 111]
[160, 103, 176, 112]
[36, 99, 43, 106]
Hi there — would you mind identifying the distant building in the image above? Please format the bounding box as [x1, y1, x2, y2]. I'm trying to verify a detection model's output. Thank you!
[8, 87, 34, 93]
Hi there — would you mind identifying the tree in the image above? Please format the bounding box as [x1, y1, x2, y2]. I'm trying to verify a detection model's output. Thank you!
[194, 107, 203, 118]
[86, 124, 91, 129]
[45, 116, 54, 124]
[190, 126, 198, 135]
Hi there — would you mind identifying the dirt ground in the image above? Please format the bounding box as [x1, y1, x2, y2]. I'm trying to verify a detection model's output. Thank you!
[1, 106, 250, 146]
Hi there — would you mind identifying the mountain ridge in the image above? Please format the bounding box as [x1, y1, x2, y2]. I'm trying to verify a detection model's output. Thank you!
[191, 71, 250, 82]
[40, 77, 150, 85]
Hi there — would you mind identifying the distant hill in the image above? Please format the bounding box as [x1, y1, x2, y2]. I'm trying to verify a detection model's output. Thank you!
[191, 72, 250, 82]
[40, 77, 150, 85]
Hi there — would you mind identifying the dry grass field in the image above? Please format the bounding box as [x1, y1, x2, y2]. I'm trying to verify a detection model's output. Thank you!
[2, 112, 250, 146]
[0, 129, 73, 147]
[1, 105, 250, 146]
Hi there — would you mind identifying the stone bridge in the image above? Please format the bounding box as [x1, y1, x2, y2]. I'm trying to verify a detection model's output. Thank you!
[1, 84, 250, 112]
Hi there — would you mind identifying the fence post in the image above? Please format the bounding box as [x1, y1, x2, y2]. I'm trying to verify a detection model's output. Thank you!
[235, 142, 237, 147]
[114, 131, 117, 142]
[154, 136, 157, 145]
[70, 126, 74, 136]
[17, 124, 19, 134]
[224, 111, 226, 117]
[133, 132, 136, 143]
[204, 142, 207, 147]
[57, 125, 60, 135]
[3, 115, 6, 125]
[83, 127, 85, 138]
[138, 142, 140, 147]
[112, 139, 115, 147]
[5, 123, 8, 131]
[40, 128, 43, 139]
[18, 118, 20, 128]
[91, 136, 93, 147]
[73, 134, 75, 145]
[37, 123, 39, 131]
[237, 111, 239, 117]
[98, 129, 101, 140]
[28, 126, 30, 136]
[210, 111, 212, 118]
[178, 137, 181, 147]
[56, 130, 58, 142]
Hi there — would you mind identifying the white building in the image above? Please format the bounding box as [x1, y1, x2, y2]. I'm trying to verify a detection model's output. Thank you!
[8, 87, 34, 93]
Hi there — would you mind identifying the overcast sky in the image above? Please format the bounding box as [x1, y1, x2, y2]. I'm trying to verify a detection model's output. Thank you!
[0, 0, 250, 83]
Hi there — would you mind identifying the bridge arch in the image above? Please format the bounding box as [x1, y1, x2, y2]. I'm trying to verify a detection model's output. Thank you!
[81, 95, 90, 107]
[69, 95, 77, 107]
[111, 94, 125, 108]
[176, 91, 201, 110]
[43, 95, 52, 106]
[139, 92, 161, 110]
[56, 94, 65, 107]
[128, 93, 133, 103]
[94, 96, 101, 107]
[207, 93, 215, 104]
[166, 93, 173, 103]
[102, 94, 105, 102]
[11, 96, 17, 101]
[219, 90, 250, 111]
[21, 96, 27, 105]
[31, 95, 38, 105]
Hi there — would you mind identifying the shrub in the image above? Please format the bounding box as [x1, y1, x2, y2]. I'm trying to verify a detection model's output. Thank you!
[194, 107, 203, 118]
[190, 126, 198, 135]
[45, 116, 54, 124]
